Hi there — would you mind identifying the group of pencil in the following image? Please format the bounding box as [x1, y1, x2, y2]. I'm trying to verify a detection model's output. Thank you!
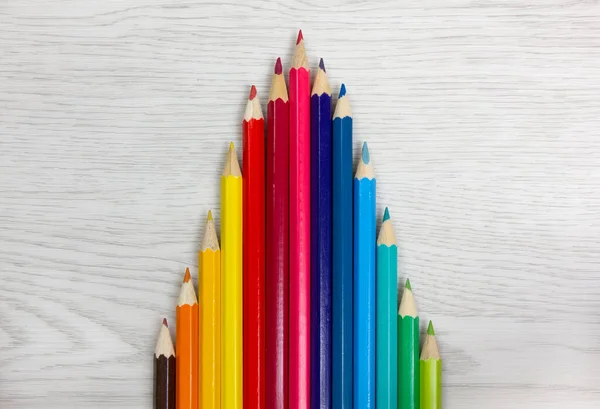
[153, 30, 443, 409]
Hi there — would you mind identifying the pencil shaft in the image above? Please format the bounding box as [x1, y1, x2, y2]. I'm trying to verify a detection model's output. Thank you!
[155, 355, 176, 409]
[376, 244, 398, 409]
[310, 91, 332, 409]
[199, 249, 221, 409]
[420, 359, 441, 409]
[243, 113, 266, 409]
[222, 174, 243, 409]
[353, 177, 376, 409]
[289, 65, 311, 409]
[266, 96, 289, 409]
[332, 115, 353, 409]
[399, 316, 420, 409]
[177, 304, 199, 409]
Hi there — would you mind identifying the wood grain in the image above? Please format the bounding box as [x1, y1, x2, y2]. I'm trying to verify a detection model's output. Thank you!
[1, 0, 600, 407]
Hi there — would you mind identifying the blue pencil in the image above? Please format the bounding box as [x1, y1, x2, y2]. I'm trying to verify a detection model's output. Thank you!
[310, 58, 333, 409]
[332, 84, 353, 409]
[353, 142, 376, 409]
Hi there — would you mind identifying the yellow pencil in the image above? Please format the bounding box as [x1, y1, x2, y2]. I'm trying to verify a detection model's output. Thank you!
[199, 210, 221, 409]
[221, 142, 243, 409]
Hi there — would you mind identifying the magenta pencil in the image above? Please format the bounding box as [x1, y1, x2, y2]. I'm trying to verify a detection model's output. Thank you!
[289, 29, 311, 409]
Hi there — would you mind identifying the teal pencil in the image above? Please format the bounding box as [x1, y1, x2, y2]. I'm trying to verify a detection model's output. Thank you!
[376, 207, 398, 409]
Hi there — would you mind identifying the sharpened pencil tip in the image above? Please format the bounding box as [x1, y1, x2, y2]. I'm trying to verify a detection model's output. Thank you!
[207, 210, 213, 221]
[405, 278, 412, 290]
[296, 30, 303, 44]
[184, 267, 191, 283]
[319, 58, 326, 72]
[249, 85, 257, 100]
[339, 83, 347, 98]
[274, 57, 283, 75]
[361, 142, 370, 164]
[383, 207, 390, 222]
[229, 141, 235, 151]
[428, 321, 435, 335]
[162, 318, 168, 327]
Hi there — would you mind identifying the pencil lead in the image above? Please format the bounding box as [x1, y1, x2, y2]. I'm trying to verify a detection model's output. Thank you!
[383, 207, 390, 222]
[249, 85, 257, 100]
[274, 57, 283, 75]
[229, 141, 235, 151]
[207, 209, 213, 221]
[296, 29, 303, 45]
[428, 321, 435, 336]
[319, 58, 326, 73]
[339, 83, 347, 98]
[184, 267, 191, 283]
[361, 142, 370, 165]
[405, 278, 412, 290]
[162, 318, 168, 327]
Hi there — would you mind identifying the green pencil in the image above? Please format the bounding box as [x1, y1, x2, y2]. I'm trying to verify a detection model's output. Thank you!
[420, 321, 441, 409]
[398, 279, 419, 409]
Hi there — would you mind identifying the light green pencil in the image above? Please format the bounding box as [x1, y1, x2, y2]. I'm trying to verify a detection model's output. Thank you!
[420, 321, 441, 409]
[398, 279, 419, 409]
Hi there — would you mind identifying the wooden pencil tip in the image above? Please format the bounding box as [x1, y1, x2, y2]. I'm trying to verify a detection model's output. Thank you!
[184, 267, 191, 283]
[229, 141, 235, 151]
[296, 29, 303, 44]
[428, 320, 435, 335]
[162, 318, 168, 327]
[249, 85, 257, 100]
[383, 207, 390, 222]
[319, 58, 326, 72]
[361, 142, 370, 164]
[339, 83, 347, 98]
[207, 209, 213, 221]
[274, 57, 283, 74]
[405, 278, 412, 290]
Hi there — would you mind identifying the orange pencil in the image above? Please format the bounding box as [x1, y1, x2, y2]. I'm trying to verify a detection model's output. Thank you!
[177, 268, 199, 409]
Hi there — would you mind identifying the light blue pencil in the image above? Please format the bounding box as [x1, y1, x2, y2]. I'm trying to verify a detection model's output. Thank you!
[353, 142, 376, 409]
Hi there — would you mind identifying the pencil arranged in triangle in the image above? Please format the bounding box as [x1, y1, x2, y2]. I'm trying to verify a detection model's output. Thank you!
[155, 318, 175, 409]
[421, 321, 442, 409]
[399, 279, 419, 409]
[177, 268, 199, 409]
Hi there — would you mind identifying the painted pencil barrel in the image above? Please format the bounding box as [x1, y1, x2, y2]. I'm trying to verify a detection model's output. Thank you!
[376, 243, 398, 409]
[353, 177, 376, 409]
[420, 359, 442, 409]
[398, 315, 420, 409]
[332, 103, 353, 409]
[155, 353, 176, 409]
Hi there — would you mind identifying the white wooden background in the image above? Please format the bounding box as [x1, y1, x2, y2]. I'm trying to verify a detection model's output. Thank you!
[1, 0, 600, 408]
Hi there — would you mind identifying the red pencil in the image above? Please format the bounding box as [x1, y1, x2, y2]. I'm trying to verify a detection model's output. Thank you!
[243, 85, 266, 409]
[266, 57, 290, 409]
[289, 29, 311, 409]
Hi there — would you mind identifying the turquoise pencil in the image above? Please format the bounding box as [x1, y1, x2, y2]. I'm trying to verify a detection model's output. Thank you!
[353, 142, 376, 409]
[376, 207, 398, 409]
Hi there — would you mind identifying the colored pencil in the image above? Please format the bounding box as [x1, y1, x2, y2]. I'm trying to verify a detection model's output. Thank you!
[332, 83, 353, 409]
[420, 322, 441, 409]
[155, 318, 176, 409]
[353, 142, 376, 409]
[376, 208, 398, 409]
[266, 57, 289, 409]
[176, 268, 199, 409]
[222, 142, 243, 409]
[398, 279, 420, 409]
[199, 210, 220, 409]
[310, 57, 332, 409]
[243, 85, 266, 409]
[289, 29, 311, 409]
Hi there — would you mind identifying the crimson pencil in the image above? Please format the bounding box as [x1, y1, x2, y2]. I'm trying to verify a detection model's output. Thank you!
[289, 29, 311, 409]
[266, 57, 290, 409]
[243, 85, 266, 409]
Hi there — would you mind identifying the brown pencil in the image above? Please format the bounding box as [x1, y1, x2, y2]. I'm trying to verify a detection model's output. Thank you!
[155, 318, 176, 409]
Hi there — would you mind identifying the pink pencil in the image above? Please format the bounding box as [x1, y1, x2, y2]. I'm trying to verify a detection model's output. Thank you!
[289, 29, 311, 409]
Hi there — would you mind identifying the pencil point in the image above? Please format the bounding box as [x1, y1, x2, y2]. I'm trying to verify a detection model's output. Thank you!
[162, 318, 168, 327]
[229, 141, 235, 151]
[184, 267, 191, 283]
[296, 29, 303, 45]
[249, 85, 257, 100]
[383, 207, 390, 222]
[339, 83, 347, 98]
[319, 58, 326, 72]
[274, 57, 283, 75]
[428, 321, 435, 335]
[207, 209, 213, 221]
[405, 278, 412, 290]
[361, 142, 370, 164]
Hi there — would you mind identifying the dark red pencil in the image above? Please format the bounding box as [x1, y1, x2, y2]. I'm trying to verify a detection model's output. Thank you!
[243, 85, 266, 409]
[154, 318, 175, 409]
[266, 57, 290, 409]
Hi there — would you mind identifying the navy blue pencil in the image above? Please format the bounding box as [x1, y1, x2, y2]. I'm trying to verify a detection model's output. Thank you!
[310, 58, 333, 409]
[332, 83, 353, 409]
